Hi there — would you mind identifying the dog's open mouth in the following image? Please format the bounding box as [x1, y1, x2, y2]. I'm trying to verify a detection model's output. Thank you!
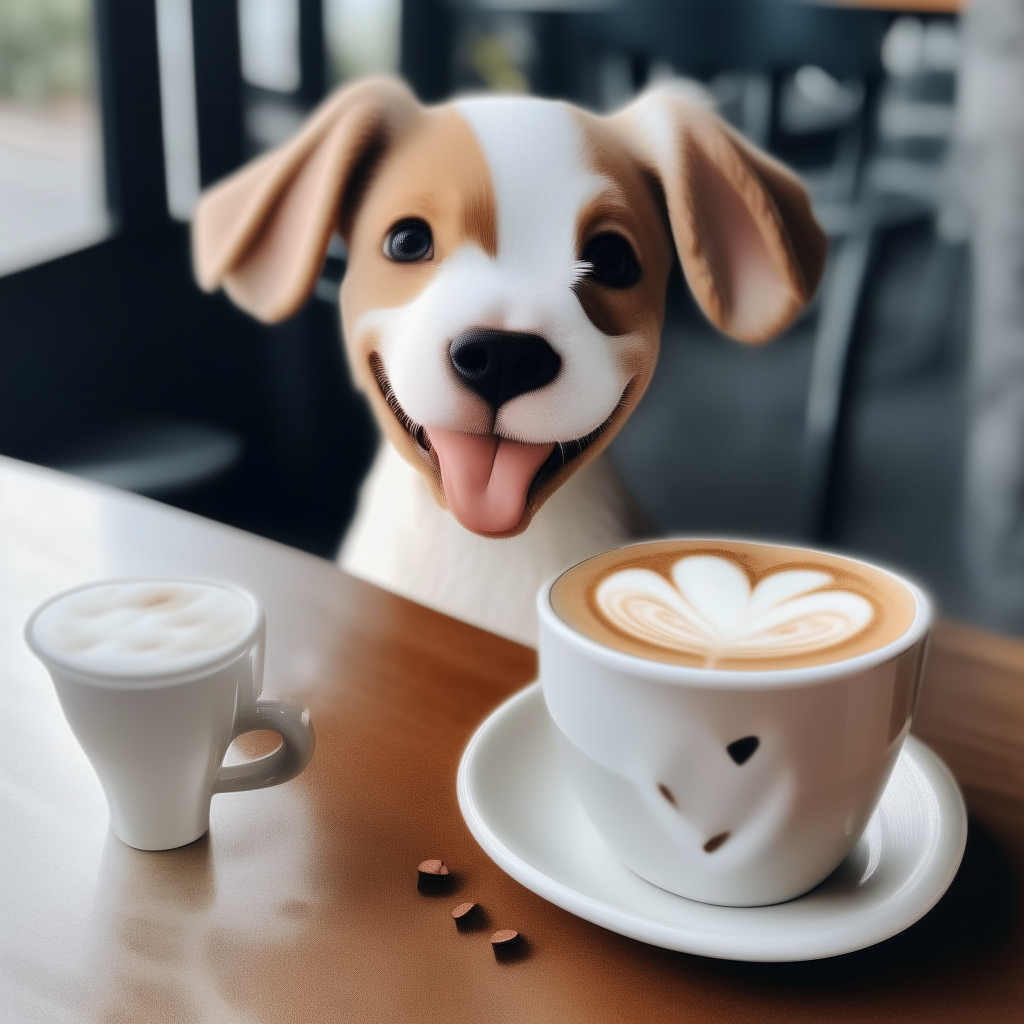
[370, 353, 620, 535]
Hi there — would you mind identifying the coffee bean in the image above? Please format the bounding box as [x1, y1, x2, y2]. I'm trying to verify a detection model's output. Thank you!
[417, 858, 453, 895]
[418, 859, 449, 877]
[451, 900, 487, 931]
[490, 928, 524, 962]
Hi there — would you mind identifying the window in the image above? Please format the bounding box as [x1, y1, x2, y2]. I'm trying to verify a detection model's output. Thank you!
[0, 0, 108, 274]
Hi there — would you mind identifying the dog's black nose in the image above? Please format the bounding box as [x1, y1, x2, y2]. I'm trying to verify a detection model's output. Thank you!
[449, 329, 561, 410]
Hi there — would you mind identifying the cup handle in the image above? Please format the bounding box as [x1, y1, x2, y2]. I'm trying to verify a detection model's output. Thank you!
[213, 699, 315, 794]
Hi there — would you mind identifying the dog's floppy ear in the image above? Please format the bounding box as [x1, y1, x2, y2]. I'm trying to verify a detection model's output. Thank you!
[192, 75, 421, 323]
[615, 85, 827, 343]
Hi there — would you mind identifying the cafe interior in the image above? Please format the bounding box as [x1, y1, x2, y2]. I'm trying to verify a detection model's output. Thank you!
[4, 0, 1024, 1019]
[3, 0, 1004, 631]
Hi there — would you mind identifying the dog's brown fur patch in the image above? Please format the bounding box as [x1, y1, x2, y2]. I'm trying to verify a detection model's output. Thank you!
[340, 106, 500, 508]
[493, 107, 676, 531]
[571, 110, 673, 346]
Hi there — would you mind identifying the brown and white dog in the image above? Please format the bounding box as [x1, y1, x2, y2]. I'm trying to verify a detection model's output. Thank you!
[192, 76, 826, 646]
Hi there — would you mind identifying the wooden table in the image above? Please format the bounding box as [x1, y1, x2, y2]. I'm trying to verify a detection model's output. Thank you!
[2, 454, 1023, 1022]
[838, 1, 962, 12]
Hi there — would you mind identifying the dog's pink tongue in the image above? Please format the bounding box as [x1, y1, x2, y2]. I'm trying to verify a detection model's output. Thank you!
[426, 427, 555, 535]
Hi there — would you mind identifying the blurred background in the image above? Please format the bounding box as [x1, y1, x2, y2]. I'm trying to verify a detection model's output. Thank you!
[5, 0, 1023, 636]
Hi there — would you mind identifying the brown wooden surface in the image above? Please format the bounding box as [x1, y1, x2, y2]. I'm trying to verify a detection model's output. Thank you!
[835, 0, 963, 12]
[1, 455, 1022, 1022]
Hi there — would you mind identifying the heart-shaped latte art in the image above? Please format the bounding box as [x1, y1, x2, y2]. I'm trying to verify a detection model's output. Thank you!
[595, 555, 874, 667]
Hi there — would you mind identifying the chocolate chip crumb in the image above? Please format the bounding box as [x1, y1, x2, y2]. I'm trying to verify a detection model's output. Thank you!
[417, 858, 453, 895]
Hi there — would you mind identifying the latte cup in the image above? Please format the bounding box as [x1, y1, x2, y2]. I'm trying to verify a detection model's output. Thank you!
[539, 539, 932, 907]
[26, 579, 315, 851]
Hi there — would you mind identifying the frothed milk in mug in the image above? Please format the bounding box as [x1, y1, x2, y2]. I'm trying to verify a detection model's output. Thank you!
[539, 539, 931, 906]
[31, 581, 257, 679]
[27, 579, 315, 851]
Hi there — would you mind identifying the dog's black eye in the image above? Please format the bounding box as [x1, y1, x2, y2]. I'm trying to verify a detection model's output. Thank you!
[582, 232, 641, 288]
[385, 219, 433, 262]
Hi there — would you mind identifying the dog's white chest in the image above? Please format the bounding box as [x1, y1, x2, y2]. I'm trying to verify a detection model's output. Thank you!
[339, 444, 640, 646]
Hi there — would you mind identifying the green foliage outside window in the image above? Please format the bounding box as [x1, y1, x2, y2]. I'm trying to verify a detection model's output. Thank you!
[0, 0, 92, 102]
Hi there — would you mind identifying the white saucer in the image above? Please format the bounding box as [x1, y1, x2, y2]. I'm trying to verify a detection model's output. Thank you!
[457, 683, 967, 962]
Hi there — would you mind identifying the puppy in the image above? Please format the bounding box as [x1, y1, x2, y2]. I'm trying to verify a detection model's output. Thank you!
[192, 77, 825, 646]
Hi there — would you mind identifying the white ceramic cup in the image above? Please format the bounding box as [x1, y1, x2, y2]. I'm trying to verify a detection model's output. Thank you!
[26, 578, 315, 851]
[538, 541, 932, 907]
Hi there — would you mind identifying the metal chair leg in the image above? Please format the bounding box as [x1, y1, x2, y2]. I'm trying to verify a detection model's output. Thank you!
[798, 229, 875, 540]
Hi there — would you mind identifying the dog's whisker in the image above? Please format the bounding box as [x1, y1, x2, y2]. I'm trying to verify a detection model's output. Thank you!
[533, 382, 632, 490]
[571, 260, 593, 285]
[369, 352, 430, 452]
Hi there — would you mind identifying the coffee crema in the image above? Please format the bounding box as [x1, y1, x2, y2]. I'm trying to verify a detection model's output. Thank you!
[29, 581, 257, 678]
[550, 541, 918, 670]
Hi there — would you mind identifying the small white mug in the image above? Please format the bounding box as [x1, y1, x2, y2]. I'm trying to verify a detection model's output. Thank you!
[26, 578, 315, 851]
[539, 540, 932, 907]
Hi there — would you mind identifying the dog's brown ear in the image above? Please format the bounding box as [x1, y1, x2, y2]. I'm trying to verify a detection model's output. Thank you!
[615, 85, 827, 344]
[192, 75, 421, 324]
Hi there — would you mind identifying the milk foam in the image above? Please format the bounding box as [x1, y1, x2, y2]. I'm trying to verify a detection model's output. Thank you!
[596, 555, 874, 668]
[30, 581, 257, 678]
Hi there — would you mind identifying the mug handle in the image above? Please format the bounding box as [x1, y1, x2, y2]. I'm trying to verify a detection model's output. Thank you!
[213, 699, 315, 793]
